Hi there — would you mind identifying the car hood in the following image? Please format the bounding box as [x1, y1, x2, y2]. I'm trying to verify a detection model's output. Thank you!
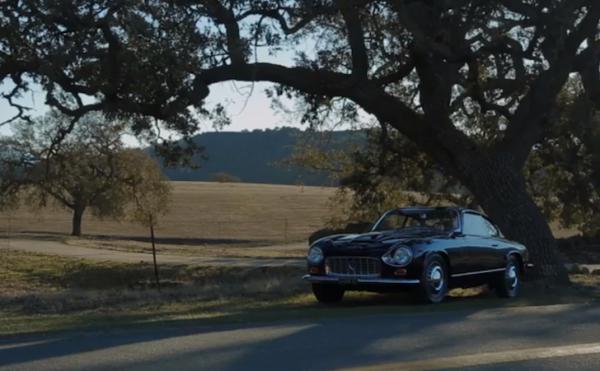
[314, 230, 450, 256]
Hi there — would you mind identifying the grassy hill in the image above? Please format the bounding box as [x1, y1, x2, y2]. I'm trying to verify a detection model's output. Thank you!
[161, 127, 363, 186]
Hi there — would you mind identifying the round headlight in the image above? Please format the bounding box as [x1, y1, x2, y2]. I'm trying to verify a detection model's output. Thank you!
[307, 246, 324, 264]
[392, 247, 413, 266]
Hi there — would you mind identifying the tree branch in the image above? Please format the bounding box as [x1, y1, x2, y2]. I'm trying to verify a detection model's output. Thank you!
[39, 183, 75, 209]
[203, 0, 246, 65]
[335, 0, 369, 78]
[235, 6, 325, 35]
[499, 2, 600, 166]
[576, 40, 600, 108]
[199, 63, 356, 96]
[198, 61, 474, 170]
[373, 61, 415, 86]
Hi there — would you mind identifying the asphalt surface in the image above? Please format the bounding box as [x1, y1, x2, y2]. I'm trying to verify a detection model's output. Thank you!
[2, 304, 600, 370]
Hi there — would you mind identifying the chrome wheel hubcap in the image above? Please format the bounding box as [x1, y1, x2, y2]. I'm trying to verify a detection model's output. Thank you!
[506, 265, 518, 289]
[428, 265, 444, 292]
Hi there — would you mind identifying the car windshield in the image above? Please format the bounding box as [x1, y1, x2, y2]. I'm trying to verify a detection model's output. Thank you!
[372, 209, 459, 234]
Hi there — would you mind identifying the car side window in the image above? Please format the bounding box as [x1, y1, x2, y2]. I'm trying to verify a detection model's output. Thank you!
[483, 219, 499, 237]
[462, 213, 493, 237]
[377, 213, 406, 230]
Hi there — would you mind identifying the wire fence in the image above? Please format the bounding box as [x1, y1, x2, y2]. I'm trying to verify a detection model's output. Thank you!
[4, 213, 11, 248]
[0, 212, 327, 245]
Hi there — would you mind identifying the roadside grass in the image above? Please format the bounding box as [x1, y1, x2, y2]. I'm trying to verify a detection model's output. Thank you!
[2, 284, 596, 337]
[2, 249, 599, 336]
[0, 248, 305, 296]
[61, 236, 307, 259]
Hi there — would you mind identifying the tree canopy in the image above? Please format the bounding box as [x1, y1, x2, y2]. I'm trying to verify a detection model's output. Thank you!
[295, 79, 600, 238]
[4, 0, 600, 280]
[527, 78, 600, 237]
[0, 111, 171, 236]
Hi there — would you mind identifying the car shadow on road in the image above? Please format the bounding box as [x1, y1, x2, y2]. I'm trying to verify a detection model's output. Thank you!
[2, 286, 598, 370]
[122, 299, 600, 371]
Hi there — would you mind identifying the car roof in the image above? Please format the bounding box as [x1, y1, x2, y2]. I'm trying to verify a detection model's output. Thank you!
[393, 206, 485, 216]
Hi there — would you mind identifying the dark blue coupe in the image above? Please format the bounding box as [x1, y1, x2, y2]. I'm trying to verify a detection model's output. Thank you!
[303, 207, 532, 303]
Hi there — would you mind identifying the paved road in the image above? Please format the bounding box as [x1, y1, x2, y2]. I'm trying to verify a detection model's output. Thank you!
[2, 304, 600, 370]
[0, 238, 305, 267]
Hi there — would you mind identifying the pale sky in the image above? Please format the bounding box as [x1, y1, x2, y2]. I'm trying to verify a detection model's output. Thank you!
[0, 42, 317, 139]
[0, 80, 300, 137]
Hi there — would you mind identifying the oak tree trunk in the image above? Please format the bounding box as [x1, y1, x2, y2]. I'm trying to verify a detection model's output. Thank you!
[71, 206, 85, 236]
[457, 157, 569, 283]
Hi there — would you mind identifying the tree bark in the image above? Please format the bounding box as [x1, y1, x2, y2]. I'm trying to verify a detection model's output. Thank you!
[456, 156, 569, 283]
[71, 206, 86, 236]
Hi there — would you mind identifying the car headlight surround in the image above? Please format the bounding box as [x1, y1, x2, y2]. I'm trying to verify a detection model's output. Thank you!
[383, 246, 413, 267]
[307, 246, 324, 264]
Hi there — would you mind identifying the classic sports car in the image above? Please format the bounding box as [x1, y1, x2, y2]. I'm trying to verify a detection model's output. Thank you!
[303, 207, 532, 303]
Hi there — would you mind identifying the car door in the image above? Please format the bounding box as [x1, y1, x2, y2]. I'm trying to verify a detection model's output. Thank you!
[441, 212, 471, 275]
[460, 212, 497, 271]
[480, 217, 507, 269]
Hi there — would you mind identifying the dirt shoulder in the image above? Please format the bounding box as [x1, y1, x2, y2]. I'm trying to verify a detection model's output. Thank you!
[0, 236, 305, 268]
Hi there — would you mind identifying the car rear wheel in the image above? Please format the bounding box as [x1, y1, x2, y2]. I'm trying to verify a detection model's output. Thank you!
[495, 255, 521, 298]
[417, 254, 449, 304]
[312, 284, 345, 303]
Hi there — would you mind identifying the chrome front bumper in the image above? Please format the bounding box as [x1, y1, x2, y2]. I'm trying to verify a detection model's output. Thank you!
[302, 274, 420, 285]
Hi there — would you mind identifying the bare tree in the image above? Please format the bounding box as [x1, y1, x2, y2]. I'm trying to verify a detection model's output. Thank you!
[122, 149, 172, 289]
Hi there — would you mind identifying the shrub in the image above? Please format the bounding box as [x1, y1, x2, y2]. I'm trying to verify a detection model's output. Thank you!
[210, 172, 241, 183]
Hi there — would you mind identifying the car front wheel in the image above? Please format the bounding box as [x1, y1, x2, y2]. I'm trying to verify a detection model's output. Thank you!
[417, 254, 449, 304]
[495, 255, 521, 298]
[312, 284, 345, 303]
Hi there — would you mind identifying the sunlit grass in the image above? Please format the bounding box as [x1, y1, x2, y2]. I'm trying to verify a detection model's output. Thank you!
[1, 249, 599, 336]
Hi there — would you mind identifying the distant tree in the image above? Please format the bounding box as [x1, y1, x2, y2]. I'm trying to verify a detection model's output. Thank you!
[0, 143, 30, 212]
[2, 112, 125, 236]
[210, 172, 241, 183]
[122, 149, 172, 288]
[1, 112, 169, 236]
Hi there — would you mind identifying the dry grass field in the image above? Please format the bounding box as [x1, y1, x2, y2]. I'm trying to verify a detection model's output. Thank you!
[0, 181, 578, 250]
[0, 181, 339, 245]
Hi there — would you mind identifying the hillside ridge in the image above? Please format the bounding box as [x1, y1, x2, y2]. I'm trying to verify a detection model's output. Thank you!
[161, 127, 363, 186]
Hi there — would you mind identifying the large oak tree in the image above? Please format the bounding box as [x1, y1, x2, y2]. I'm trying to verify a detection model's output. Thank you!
[3, 0, 600, 281]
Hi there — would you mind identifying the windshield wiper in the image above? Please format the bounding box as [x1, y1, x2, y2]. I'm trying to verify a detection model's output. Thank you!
[395, 226, 444, 235]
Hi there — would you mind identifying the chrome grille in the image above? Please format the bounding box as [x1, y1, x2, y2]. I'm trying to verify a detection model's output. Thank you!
[325, 256, 381, 277]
